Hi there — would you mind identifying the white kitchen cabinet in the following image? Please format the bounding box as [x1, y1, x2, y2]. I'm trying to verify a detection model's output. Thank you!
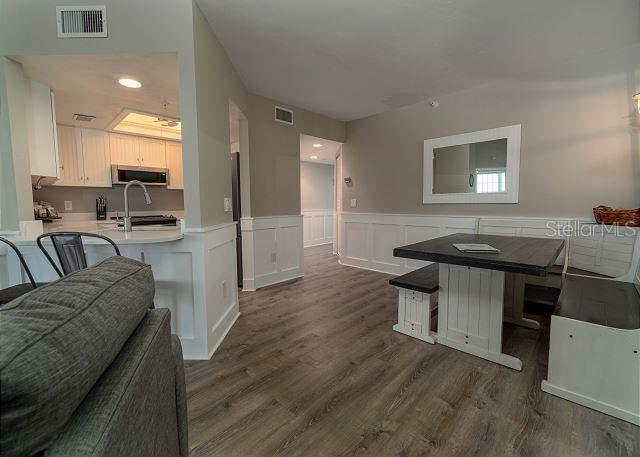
[139, 137, 166, 168]
[109, 133, 140, 166]
[54, 125, 84, 186]
[25, 79, 59, 179]
[165, 141, 184, 189]
[81, 129, 112, 187]
[53, 126, 111, 187]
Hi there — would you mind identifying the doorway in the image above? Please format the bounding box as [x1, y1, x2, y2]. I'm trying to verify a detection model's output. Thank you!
[299, 134, 342, 254]
[229, 101, 249, 287]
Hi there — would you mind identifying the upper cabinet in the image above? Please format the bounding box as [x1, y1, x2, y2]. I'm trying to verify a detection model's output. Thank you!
[53, 126, 181, 188]
[165, 142, 184, 190]
[55, 125, 84, 186]
[80, 129, 112, 187]
[25, 79, 59, 179]
[139, 137, 166, 168]
[54, 126, 111, 187]
[109, 133, 140, 167]
[109, 133, 166, 168]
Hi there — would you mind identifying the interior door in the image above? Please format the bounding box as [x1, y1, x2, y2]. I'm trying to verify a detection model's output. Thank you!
[139, 137, 166, 168]
[165, 142, 184, 189]
[109, 133, 140, 166]
[53, 125, 84, 186]
[81, 128, 112, 187]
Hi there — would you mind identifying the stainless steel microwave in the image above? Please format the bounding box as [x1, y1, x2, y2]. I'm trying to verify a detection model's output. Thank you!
[111, 165, 169, 186]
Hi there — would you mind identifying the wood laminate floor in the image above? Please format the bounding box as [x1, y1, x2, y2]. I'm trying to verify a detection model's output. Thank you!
[185, 245, 639, 457]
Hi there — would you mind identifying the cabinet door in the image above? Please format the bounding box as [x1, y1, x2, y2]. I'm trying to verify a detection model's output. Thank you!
[165, 142, 184, 189]
[81, 129, 112, 187]
[109, 133, 140, 166]
[53, 125, 84, 186]
[25, 80, 59, 178]
[139, 138, 166, 168]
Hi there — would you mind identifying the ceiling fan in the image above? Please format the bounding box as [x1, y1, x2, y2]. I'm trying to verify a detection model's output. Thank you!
[154, 117, 180, 128]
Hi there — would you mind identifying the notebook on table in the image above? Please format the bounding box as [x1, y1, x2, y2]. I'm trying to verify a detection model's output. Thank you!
[452, 243, 501, 253]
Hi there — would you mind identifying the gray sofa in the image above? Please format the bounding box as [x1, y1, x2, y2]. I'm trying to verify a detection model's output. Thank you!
[0, 256, 188, 457]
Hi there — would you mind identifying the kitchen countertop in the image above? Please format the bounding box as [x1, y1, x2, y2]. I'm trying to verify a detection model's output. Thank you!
[10, 219, 184, 246]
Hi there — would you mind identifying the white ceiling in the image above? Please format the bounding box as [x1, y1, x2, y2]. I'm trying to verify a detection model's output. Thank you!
[197, 0, 640, 121]
[15, 53, 180, 130]
[300, 134, 341, 165]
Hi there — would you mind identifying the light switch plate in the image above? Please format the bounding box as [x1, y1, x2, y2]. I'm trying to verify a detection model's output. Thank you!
[224, 197, 233, 212]
[64, 200, 73, 211]
[350, 198, 357, 208]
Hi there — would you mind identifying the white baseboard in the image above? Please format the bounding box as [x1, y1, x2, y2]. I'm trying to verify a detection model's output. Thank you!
[541, 381, 639, 426]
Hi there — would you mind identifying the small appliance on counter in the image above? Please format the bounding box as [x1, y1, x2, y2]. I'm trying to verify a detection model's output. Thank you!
[96, 196, 107, 220]
[33, 201, 61, 223]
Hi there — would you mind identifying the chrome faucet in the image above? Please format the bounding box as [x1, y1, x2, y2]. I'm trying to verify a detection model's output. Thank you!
[123, 180, 152, 232]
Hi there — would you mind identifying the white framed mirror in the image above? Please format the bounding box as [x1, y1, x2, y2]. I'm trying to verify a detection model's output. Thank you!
[423, 124, 521, 204]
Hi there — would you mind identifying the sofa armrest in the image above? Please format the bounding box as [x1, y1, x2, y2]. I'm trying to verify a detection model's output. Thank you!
[171, 336, 188, 457]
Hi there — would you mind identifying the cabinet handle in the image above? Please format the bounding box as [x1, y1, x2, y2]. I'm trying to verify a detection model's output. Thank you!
[80, 176, 84, 180]
[59, 165, 64, 170]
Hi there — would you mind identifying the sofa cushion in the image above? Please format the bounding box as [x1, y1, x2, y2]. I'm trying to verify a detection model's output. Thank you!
[0, 256, 155, 457]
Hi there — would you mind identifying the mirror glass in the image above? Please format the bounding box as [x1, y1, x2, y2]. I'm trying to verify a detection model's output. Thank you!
[432, 138, 507, 194]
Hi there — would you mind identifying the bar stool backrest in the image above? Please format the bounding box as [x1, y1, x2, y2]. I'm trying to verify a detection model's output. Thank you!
[36, 232, 121, 277]
[0, 236, 37, 288]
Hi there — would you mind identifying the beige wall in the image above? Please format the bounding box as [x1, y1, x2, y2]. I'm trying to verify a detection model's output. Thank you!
[1, 58, 33, 230]
[191, 3, 249, 227]
[300, 161, 334, 210]
[33, 186, 184, 214]
[343, 43, 640, 219]
[248, 93, 345, 217]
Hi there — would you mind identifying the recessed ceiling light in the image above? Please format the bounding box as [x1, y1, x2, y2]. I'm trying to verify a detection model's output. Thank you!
[312, 143, 322, 148]
[118, 78, 142, 89]
[310, 155, 318, 159]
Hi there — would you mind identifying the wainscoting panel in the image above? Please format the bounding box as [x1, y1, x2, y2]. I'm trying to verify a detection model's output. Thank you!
[339, 213, 476, 275]
[302, 209, 333, 247]
[339, 213, 639, 280]
[241, 215, 304, 290]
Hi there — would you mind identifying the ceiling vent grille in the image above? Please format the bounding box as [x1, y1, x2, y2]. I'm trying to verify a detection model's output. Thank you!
[73, 113, 96, 122]
[56, 6, 107, 38]
[274, 106, 293, 125]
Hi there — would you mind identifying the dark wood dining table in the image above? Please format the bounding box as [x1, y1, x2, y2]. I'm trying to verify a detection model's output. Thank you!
[393, 233, 565, 370]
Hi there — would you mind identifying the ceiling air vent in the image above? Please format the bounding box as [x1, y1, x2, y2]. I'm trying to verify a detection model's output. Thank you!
[56, 6, 107, 38]
[73, 113, 96, 122]
[274, 106, 293, 125]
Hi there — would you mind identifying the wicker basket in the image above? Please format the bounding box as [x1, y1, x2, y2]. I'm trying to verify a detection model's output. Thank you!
[593, 206, 640, 227]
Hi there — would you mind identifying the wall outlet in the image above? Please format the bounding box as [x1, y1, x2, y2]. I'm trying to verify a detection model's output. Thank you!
[224, 197, 233, 212]
[270, 252, 277, 263]
[64, 200, 73, 211]
[350, 198, 357, 208]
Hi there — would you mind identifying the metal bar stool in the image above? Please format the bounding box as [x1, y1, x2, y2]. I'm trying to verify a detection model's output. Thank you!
[36, 232, 121, 277]
[0, 237, 43, 305]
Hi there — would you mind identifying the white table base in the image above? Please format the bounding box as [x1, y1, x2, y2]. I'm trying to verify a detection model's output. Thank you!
[437, 264, 523, 371]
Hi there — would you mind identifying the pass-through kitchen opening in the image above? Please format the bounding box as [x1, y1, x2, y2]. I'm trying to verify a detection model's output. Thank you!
[22, 52, 185, 233]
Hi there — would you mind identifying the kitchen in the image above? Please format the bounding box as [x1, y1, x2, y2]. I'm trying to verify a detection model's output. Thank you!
[1, 53, 229, 359]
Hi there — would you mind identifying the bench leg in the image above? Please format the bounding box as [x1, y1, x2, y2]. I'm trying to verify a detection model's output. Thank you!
[393, 288, 437, 344]
[504, 272, 540, 330]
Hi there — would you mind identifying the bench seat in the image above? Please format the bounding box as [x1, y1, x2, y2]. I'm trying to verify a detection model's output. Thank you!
[389, 264, 439, 344]
[555, 275, 640, 330]
[548, 265, 613, 278]
[388, 264, 439, 293]
[542, 274, 640, 425]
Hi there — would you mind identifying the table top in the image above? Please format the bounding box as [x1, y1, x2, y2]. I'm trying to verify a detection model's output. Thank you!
[393, 233, 565, 276]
